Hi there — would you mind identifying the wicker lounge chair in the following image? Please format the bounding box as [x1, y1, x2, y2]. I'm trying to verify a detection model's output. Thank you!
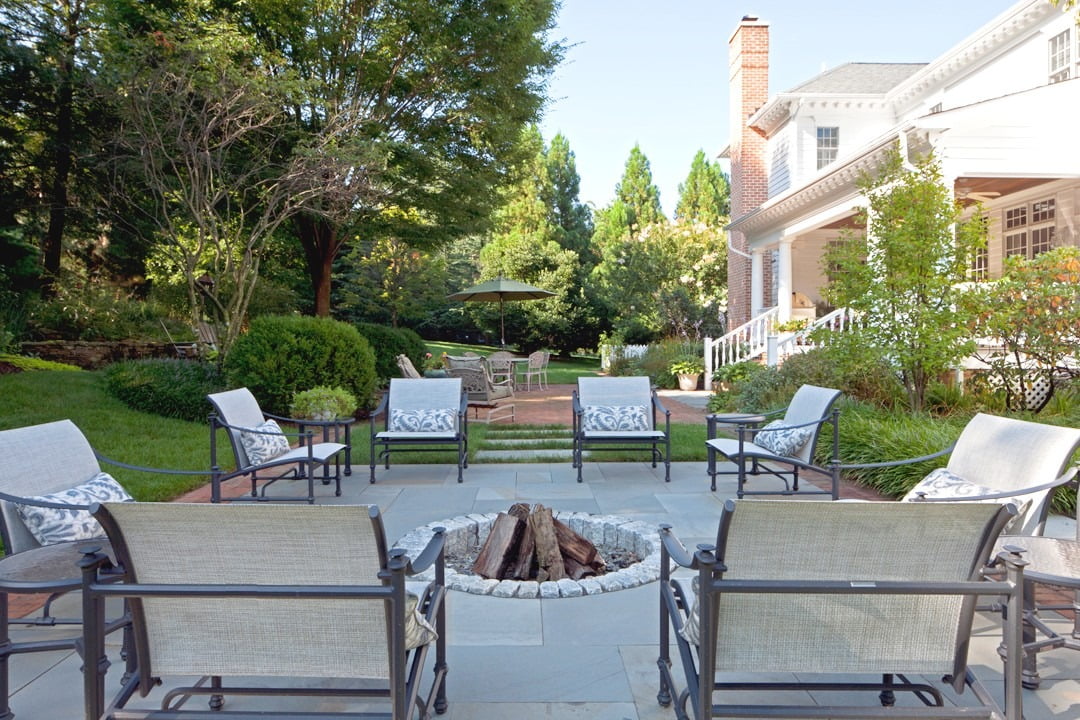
[370, 378, 468, 483]
[705, 384, 841, 498]
[446, 362, 515, 423]
[658, 499, 1026, 720]
[81, 502, 448, 719]
[0, 420, 204, 719]
[207, 388, 352, 504]
[852, 412, 1080, 536]
[396, 354, 424, 379]
[572, 376, 671, 482]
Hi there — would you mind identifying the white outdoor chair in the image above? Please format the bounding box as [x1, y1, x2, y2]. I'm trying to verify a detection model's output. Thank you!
[572, 376, 671, 482]
[485, 351, 516, 388]
[520, 350, 547, 391]
[705, 384, 842, 498]
[81, 502, 447, 719]
[658, 499, 1026, 720]
[207, 387, 352, 504]
[369, 378, 468, 483]
[0, 420, 205, 719]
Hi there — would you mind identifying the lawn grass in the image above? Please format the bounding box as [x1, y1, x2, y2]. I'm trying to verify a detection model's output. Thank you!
[0, 370, 212, 501]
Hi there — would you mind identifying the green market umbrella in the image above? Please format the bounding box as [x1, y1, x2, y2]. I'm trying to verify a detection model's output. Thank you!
[447, 277, 555, 347]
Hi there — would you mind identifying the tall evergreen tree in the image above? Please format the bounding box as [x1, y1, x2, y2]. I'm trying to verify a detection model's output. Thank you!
[614, 145, 663, 235]
[675, 150, 730, 225]
[545, 133, 593, 261]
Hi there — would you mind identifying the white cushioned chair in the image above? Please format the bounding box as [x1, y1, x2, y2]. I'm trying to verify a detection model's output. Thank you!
[207, 387, 352, 504]
[369, 378, 468, 483]
[572, 376, 670, 482]
[81, 502, 447, 719]
[705, 384, 842, 498]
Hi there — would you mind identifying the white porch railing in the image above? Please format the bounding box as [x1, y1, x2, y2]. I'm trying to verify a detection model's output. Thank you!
[704, 307, 779, 381]
[773, 307, 861, 362]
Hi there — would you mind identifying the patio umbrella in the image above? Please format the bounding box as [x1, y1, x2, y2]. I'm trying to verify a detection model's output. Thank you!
[447, 276, 555, 347]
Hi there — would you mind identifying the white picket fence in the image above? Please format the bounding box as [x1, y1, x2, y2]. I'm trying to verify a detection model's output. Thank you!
[600, 343, 649, 371]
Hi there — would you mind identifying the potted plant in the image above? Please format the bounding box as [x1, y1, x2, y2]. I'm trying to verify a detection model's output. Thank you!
[290, 385, 358, 421]
[669, 357, 705, 391]
[711, 360, 758, 392]
[774, 318, 809, 333]
[422, 352, 448, 377]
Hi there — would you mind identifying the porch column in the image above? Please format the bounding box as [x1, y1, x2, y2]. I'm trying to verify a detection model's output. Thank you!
[750, 249, 764, 317]
[777, 238, 793, 322]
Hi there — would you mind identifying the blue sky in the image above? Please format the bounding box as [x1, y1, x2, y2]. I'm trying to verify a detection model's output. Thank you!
[539, 0, 1020, 217]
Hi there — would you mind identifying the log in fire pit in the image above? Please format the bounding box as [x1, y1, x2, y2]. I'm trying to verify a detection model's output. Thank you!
[473, 503, 606, 582]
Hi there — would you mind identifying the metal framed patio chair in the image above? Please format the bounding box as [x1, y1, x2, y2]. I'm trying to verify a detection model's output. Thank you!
[446, 362, 515, 424]
[0, 420, 206, 720]
[852, 412, 1080, 537]
[207, 388, 352, 504]
[520, 350, 547, 391]
[658, 499, 1027, 720]
[369, 378, 469, 483]
[81, 502, 448, 719]
[705, 383, 842, 498]
[572, 376, 671, 482]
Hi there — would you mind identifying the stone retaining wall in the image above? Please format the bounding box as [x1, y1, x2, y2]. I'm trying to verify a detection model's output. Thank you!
[20, 340, 182, 369]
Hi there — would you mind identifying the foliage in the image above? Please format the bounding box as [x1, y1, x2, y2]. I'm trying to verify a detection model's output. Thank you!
[224, 315, 376, 415]
[964, 247, 1080, 411]
[674, 150, 730, 225]
[0, 354, 81, 372]
[822, 146, 986, 411]
[290, 386, 358, 421]
[338, 237, 450, 329]
[669, 357, 704, 376]
[632, 338, 701, 389]
[354, 322, 426, 383]
[615, 145, 664, 235]
[712, 361, 760, 384]
[545, 133, 595, 261]
[25, 277, 167, 341]
[104, 359, 226, 422]
[775, 318, 808, 332]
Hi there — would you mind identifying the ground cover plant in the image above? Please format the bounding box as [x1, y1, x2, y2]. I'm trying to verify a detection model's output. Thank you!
[104, 359, 227, 422]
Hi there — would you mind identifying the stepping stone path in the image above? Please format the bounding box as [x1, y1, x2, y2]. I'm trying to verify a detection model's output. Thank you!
[474, 426, 578, 461]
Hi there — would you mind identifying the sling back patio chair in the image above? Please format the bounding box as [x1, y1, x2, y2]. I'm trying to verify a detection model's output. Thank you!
[658, 499, 1027, 720]
[446, 362, 515, 424]
[395, 354, 424, 379]
[572, 376, 671, 482]
[0, 419, 206, 720]
[705, 383, 841, 498]
[207, 388, 352, 504]
[81, 502, 448, 719]
[370, 378, 469, 483]
[850, 412, 1080, 537]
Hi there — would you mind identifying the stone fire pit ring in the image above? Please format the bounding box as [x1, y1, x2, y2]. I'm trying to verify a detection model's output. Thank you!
[394, 511, 662, 599]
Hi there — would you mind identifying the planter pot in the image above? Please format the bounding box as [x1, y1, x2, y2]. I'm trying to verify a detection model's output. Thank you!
[424, 369, 448, 378]
[677, 373, 701, 391]
[711, 381, 732, 393]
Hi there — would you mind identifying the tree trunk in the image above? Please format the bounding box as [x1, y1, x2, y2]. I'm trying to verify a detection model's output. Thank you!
[295, 213, 340, 317]
[41, 36, 77, 297]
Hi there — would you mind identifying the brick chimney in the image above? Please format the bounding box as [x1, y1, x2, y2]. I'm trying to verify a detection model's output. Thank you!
[726, 15, 770, 329]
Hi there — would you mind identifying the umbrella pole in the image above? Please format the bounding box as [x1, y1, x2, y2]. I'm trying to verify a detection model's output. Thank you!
[499, 297, 506, 348]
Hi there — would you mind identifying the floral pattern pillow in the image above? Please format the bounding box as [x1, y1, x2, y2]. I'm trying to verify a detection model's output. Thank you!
[903, 468, 1030, 532]
[389, 408, 456, 433]
[753, 420, 814, 457]
[15, 472, 134, 546]
[239, 419, 292, 465]
[582, 405, 650, 432]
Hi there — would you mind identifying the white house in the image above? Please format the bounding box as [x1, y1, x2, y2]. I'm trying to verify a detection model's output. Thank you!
[724, 0, 1080, 343]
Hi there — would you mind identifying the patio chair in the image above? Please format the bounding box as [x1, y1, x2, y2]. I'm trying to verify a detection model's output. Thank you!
[852, 413, 1080, 536]
[443, 354, 484, 370]
[485, 350, 516, 387]
[207, 387, 352, 504]
[370, 378, 469, 483]
[446, 362, 515, 424]
[0, 419, 205, 719]
[572, 376, 671, 482]
[705, 384, 841, 498]
[396, 353, 424, 379]
[520, 350, 547, 391]
[81, 502, 448, 719]
[658, 499, 1026, 720]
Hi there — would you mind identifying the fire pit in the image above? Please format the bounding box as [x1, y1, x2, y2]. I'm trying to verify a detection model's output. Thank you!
[395, 510, 662, 598]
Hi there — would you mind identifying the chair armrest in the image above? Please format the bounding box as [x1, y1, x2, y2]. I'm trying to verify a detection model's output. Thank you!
[659, 524, 697, 569]
[397, 528, 447, 575]
[910, 466, 1078, 503]
[651, 392, 670, 419]
[838, 444, 954, 471]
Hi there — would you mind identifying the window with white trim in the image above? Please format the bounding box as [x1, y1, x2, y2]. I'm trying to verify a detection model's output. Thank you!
[1049, 29, 1071, 83]
[1004, 198, 1056, 260]
[816, 127, 839, 170]
[969, 244, 988, 281]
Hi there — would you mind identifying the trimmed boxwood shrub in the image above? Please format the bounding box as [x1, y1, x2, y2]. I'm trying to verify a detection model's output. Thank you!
[354, 322, 427, 382]
[225, 315, 376, 415]
[104, 359, 227, 422]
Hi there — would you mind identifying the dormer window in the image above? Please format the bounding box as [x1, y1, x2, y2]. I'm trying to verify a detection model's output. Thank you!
[1049, 29, 1071, 83]
[816, 127, 839, 169]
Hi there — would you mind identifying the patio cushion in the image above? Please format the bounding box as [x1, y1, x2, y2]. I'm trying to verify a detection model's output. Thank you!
[904, 467, 1030, 532]
[390, 408, 455, 433]
[753, 419, 814, 457]
[405, 591, 438, 650]
[582, 404, 650, 432]
[15, 472, 133, 546]
[239, 419, 291, 465]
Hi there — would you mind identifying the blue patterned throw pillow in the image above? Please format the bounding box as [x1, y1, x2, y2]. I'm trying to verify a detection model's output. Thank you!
[754, 420, 814, 457]
[239, 419, 292, 465]
[903, 467, 1030, 532]
[389, 408, 456, 432]
[582, 405, 650, 432]
[15, 472, 133, 546]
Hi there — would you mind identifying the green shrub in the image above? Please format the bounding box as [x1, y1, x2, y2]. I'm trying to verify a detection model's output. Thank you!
[26, 282, 166, 341]
[635, 338, 701, 389]
[354, 322, 427, 383]
[225, 315, 376, 415]
[290, 386, 358, 420]
[0, 353, 82, 372]
[104, 359, 227, 422]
